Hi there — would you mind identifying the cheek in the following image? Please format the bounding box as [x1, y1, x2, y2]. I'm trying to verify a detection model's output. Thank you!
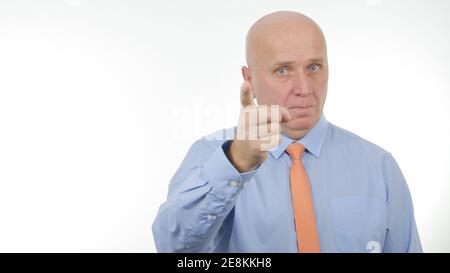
[255, 81, 288, 105]
[312, 80, 327, 102]
[266, 88, 288, 104]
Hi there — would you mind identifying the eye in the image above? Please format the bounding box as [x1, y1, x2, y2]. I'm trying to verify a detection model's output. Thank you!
[275, 66, 289, 76]
[307, 63, 322, 73]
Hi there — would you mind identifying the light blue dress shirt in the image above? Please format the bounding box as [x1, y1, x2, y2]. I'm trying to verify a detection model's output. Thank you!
[152, 114, 422, 253]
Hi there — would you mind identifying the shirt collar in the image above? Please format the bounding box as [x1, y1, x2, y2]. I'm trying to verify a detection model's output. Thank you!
[270, 113, 329, 159]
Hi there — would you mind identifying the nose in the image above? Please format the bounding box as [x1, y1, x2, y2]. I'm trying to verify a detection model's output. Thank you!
[291, 71, 312, 97]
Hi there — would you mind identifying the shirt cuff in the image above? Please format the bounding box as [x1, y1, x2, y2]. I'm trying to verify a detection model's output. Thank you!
[202, 140, 258, 199]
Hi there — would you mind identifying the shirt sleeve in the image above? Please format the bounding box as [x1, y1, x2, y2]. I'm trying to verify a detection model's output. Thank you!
[152, 139, 258, 252]
[382, 153, 423, 253]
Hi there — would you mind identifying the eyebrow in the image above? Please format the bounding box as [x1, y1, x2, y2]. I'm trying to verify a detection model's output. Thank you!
[273, 58, 324, 66]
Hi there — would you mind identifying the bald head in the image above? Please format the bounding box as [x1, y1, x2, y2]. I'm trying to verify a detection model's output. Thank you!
[245, 11, 327, 71]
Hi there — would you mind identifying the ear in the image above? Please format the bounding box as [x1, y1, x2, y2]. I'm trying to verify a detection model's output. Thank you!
[241, 66, 256, 98]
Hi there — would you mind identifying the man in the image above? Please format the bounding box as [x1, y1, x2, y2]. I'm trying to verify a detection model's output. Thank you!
[152, 10, 422, 253]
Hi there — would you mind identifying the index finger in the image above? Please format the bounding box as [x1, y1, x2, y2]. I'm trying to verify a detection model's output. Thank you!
[240, 81, 256, 107]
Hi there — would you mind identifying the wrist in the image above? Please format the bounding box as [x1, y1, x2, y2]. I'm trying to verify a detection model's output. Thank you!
[226, 140, 257, 173]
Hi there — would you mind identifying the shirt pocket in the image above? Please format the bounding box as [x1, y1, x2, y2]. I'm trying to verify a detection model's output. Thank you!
[330, 196, 387, 253]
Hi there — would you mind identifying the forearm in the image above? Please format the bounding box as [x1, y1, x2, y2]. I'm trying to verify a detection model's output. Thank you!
[152, 141, 257, 252]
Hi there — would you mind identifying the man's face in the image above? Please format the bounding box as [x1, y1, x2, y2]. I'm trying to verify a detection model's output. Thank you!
[245, 20, 328, 139]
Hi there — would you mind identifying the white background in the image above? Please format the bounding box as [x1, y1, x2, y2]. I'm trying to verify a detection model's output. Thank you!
[0, 0, 449, 252]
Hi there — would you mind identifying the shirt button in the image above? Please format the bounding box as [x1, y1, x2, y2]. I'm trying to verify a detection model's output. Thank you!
[206, 214, 216, 221]
[230, 180, 238, 188]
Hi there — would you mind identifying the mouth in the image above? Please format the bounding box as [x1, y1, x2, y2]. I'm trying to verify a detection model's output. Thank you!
[288, 105, 315, 109]
[288, 106, 315, 117]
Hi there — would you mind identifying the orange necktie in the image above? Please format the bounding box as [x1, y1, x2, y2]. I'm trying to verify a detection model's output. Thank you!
[286, 143, 320, 253]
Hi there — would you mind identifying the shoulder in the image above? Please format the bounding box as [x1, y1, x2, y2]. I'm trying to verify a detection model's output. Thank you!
[326, 122, 404, 193]
[326, 121, 392, 160]
[183, 127, 236, 163]
[168, 127, 236, 188]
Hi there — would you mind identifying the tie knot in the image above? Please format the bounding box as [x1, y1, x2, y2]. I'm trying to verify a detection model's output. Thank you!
[286, 143, 305, 160]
